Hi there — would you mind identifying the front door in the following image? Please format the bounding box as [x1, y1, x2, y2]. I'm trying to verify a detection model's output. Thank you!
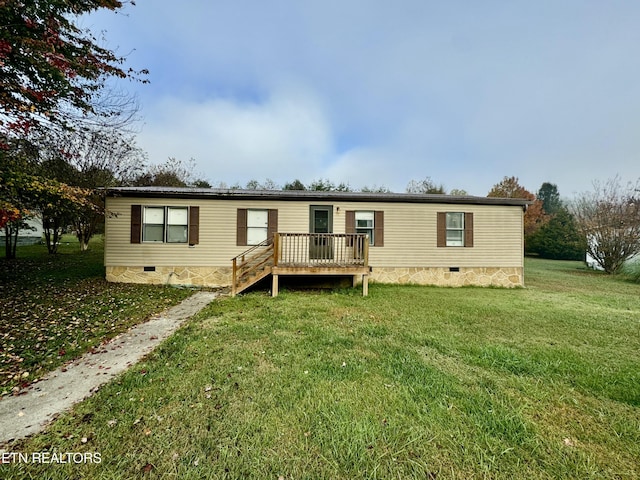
[309, 205, 333, 260]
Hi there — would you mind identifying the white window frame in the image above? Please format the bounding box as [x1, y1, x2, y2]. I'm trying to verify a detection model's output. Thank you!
[166, 207, 189, 243]
[247, 209, 269, 246]
[446, 212, 465, 247]
[142, 206, 188, 244]
[355, 211, 375, 245]
[142, 207, 165, 243]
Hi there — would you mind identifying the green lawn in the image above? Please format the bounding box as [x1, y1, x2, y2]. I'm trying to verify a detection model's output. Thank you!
[2, 258, 640, 479]
[0, 235, 193, 396]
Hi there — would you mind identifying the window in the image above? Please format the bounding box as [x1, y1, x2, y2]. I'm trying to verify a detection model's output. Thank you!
[247, 209, 269, 245]
[437, 212, 474, 248]
[166, 207, 188, 243]
[236, 209, 278, 246]
[142, 206, 188, 243]
[445, 212, 464, 246]
[345, 210, 384, 247]
[143, 207, 165, 242]
[355, 211, 375, 245]
[131, 205, 199, 245]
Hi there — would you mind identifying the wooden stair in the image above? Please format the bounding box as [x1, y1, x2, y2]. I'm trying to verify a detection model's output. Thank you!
[231, 240, 275, 296]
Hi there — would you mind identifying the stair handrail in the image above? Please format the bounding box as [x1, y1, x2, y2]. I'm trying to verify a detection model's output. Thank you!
[232, 238, 274, 296]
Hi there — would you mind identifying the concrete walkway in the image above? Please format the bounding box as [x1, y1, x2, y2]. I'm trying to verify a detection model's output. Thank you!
[0, 291, 219, 445]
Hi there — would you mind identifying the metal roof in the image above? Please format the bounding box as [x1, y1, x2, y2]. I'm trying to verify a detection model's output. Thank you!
[105, 186, 531, 207]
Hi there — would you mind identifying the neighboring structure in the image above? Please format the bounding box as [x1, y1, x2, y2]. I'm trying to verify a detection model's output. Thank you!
[104, 187, 530, 295]
[0, 216, 44, 246]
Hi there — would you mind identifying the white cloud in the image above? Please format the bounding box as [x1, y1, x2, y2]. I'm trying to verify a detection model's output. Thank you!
[89, 1, 640, 196]
[139, 85, 334, 185]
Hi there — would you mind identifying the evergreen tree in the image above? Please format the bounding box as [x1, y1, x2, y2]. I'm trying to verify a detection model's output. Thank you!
[527, 208, 586, 260]
[537, 182, 562, 214]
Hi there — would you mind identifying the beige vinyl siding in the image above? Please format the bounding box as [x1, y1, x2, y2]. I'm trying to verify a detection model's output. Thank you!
[340, 202, 523, 268]
[105, 197, 523, 269]
[105, 197, 314, 267]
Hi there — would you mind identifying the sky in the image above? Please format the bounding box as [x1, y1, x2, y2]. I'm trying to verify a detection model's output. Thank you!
[84, 1, 640, 197]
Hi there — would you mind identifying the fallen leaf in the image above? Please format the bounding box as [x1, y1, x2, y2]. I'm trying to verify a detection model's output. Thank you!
[142, 463, 154, 472]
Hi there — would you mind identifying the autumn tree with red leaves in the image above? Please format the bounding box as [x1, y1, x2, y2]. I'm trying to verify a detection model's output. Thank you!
[0, 0, 146, 131]
[1, 0, 147, 257]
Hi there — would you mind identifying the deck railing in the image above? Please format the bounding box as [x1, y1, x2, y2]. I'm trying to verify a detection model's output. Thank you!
[274, 233, 369, 267]
[231, 233, 370, 296]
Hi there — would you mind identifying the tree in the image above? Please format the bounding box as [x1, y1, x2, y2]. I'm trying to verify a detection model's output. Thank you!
[26, 126, 146, 251]
[0, 0, 147, 134]
[0, 0, 146, 255]
[245, 179, 279, 190]
[406, 177, 446, 194]
[360, 184, 391, 193]
[1, 207, 24, 260]
[537, 182, 563, 215]
[0, 157, 93, 257]
[526, 208, 585, 260]
[283, 179, 306, 191]
[487, 176, 534, 200]
[526, 182, 585, 260]
[449, 188, 469, 196]
[192, 179, 212, 188]
[132, 158, 209, 188]
[570, 177, 640, 274]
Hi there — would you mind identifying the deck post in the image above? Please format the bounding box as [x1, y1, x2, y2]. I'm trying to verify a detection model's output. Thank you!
[364, 236, 370, 267]
[273, 233, 279, 267]
[362, 274, 369, 296]
[232, 258, 237, 297]
[272, 273, 279, 297]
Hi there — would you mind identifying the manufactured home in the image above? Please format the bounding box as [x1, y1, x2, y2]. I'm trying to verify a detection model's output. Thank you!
[104, 187, 529, 295]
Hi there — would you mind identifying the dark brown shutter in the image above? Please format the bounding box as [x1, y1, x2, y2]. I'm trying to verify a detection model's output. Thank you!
[344, 211, 355, 247]
[237, 208, 247, 246]
[374, 211, 384, 247]
[345, 211, 355, 233]
[188, 206, 200, 245]
[437, 212, 446, 247]
[267, 209, 278, 240]
[131, 205, 141, 244]
[464, 212, 474, 247]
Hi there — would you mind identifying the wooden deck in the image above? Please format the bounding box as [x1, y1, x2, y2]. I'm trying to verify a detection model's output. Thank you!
[232, 233, 370, 296]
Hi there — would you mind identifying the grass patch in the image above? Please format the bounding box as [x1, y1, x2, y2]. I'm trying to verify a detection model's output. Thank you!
[0, 235, 193, 395]
[2, 258, 640, 478]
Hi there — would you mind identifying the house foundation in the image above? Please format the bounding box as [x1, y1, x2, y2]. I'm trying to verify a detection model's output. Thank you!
[369, 266, 523, 287]
[106, 266, 232, 287]
[106, 265, 523, 289]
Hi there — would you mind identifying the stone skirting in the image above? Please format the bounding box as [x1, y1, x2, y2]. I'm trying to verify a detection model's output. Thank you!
[106, 265, 523, 288]
[369, 266, 523, 287]
[106, 266, 232, 287]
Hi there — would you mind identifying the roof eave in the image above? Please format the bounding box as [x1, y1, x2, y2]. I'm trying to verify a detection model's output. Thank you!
[104, 186, 532, 207]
